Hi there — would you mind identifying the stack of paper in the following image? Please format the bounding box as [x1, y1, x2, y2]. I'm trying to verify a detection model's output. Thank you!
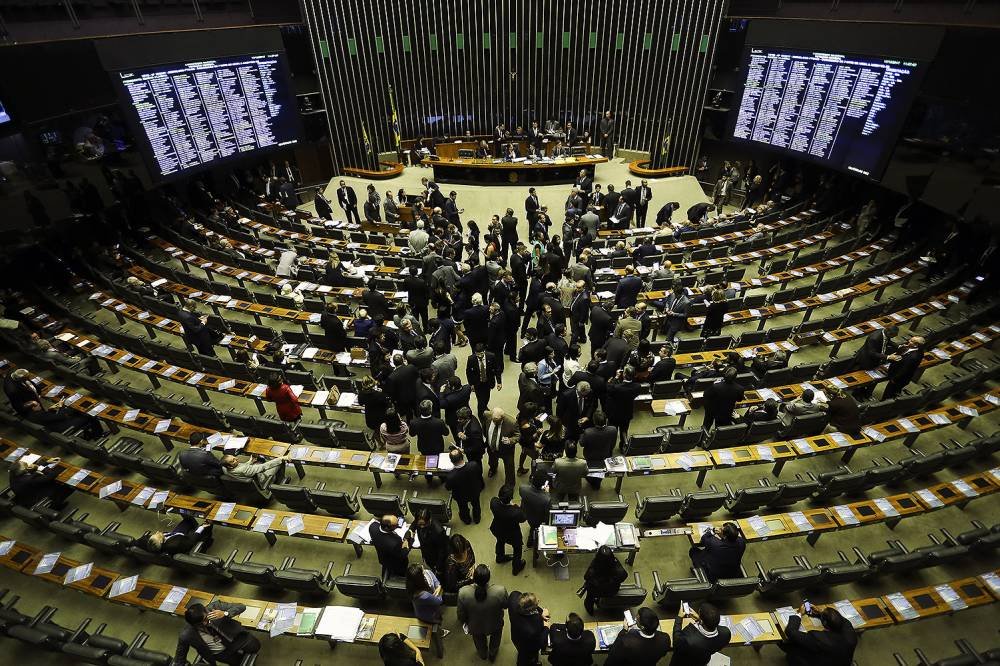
[915, 489, 944, 508]
[315, 606, 365, 642]
[593, 522, 616, 547]
[788, 512, 812, 532]
[834, 600, 865, 627]
[886, 592, 919, 620]
[833, 506, 859, 525]
[159, 586, 188, 613]
[873, 498, 899, 517]
[934, 584, 967, 611]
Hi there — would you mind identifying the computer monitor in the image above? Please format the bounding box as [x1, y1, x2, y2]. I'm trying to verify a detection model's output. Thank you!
[549, 510, 580, 527]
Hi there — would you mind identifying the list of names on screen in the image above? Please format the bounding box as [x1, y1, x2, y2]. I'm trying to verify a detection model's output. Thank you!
[118, 53, 298, 177]
[732, 48, 922, 178]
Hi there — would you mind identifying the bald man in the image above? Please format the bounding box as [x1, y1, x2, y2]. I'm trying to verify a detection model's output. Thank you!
[883, 336, 925, 399]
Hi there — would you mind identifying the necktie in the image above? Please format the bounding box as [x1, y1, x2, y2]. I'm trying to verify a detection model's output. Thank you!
[480, 356, 486, 378]
[492, 422, 501, 449]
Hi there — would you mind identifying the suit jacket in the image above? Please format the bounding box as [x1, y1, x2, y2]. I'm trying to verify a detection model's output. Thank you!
[178, 447, 224, 477]
[524, 195, 541, 219]
[518, 339, 550, 364]
[669, 617, 731, 666]
[445, 461, 484, 500]
[502, 214, 521, 240]
[507, 591, 549, 653]
[621, 187, 638, 207]
[10, 465, 62, 507]
[782, 614, 858, 666]
[580, 425, 617, 462]
[489, 498, 526, 542]
[887, 348, 922, 385]
[853, 329, 896, 370]
[467, 352, 502, 389]
[603, 337, 630, 369]
[635, 185, 652, 209]
[557, 388, 598, 426]
[610, 201, 633, 226]
[457, 583, 508, 636]
[337, 185, 358, 208]
[692, 532, 746, 581]
[230, 457, 283, 488]
[605, 628, 671, 666]
[482, 412, 519, 454]
[459, 305, 489, 344]
[552, 456, 588, 495]
[605, 380, 643, 424]
[386, 364, 420, 407]
[409, 415, 449, 454]
[548, 625, 597, 666]
[588, 305, 614, 346]
[518, 483, 552, 527]
[614, 275, 644, 308]
[174, 600, 248, 665]
[314, 193, 333, 220]
[574, 176, 593, 194]
[371, 523, 409, 576]
[703, 381, 746, 426]
[570, 291, 591, 326]
[384, 197, 400, 223]
[456, 414, 486, 459]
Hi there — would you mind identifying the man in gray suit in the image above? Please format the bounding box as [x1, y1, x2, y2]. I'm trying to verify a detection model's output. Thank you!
[222, 453, 290, 489]
[457, 564, 508, 661]
[174, 600, 259, 665]
[553, 442, 588, 501]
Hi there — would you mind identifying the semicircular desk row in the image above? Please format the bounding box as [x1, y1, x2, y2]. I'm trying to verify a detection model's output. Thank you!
[0, 527, 996, 656]
[5, 353, 997, 496]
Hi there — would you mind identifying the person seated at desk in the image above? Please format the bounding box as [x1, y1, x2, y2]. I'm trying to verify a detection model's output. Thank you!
[9, 457, 74, 509]
[475, 140, 491, 159]
[605, 606, 671, 666]
[503, 143, 520, 161]
[689, 521, 746, 583]
[135, 513, 214, 555]
[3, 367, 42, 416]
[23, 399, 104, 439]
[372, 514, 413, 577]
[221, 452, 290, 488]
[751, 349, 788, 379]
[548, 612, 596, 666]
[743, 398, 779, 424]
[580, 545, 628, 615]
[378, 632, 425, 666]
[780, 605, 857, 666]
[174, 600, 260, 666]
[671, 602, 730, 666]
[780, 388, 825, 426]
[178, 432, 224, 478]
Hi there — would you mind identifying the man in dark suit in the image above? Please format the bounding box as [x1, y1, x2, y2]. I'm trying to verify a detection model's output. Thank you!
[670, 602, 730, 666]
[370, 514, 411, 576]
[604, 184, 620, 218]
[621, 180, 638, 211]
[853, 326, 898, 371]
[632, 237, 660, 265]
[882, 336, 925, 399]
[609, 199, 633, 230]
[510, 244, 531, 305]
[314, 189, 334, 220]
[614, 266, 644, 308]
[588, 299, 614, 351]
[174, 600, 260, 666]
[409, 400, 448, 457]
[278, 177, 296, 210]
[548, 612, 597, 666]
[444, 190, 463, 232]
[649, 346, 677, 382]
[687, 201, 714, 224]
[634, 179, 653, 227]
[9, 457, 74, 509]
[445, 448, 484, 524]
[689, 521, 746, 582]
[459, 294, 490, 349]
[703, 367, 745, 431]
[489, 484, 527, 574]
[564, 121, 578, 146]
[336, 179, 361, 224]
[467, 344, 503, 416]
[599, 110, 616, 157]
[606, 367, 644, 448]
[580, 411, 617, 489]
[178, 302, 217, 357]
[518, 468, 552, 548]
[518, 328, 550, 364]
[780, 606, 858, 666]
[136, 514, 214, 555]
[660, 283, 690, 343]
[502, 206, 521, 264]
[528, 120, 544, 148]
[569, 281, 591, 345]
[178, 432, 224, 478]
[605, 607, 670, 666]
[386, 354, 420, 418]
[574, 170, 593, 195]
[557, 381, 598, 440]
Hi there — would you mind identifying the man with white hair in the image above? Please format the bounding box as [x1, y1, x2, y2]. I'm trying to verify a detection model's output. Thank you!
[482, 406, 519, 488]
[459, 292, 489, 349]
[409, 219, 430, 254]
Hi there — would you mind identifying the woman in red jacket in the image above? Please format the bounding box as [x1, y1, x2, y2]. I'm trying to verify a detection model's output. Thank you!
[264, 373, 302, 422]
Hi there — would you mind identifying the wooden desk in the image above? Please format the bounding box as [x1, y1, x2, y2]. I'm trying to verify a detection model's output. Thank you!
[883, 576, 995, 623]
[775, 598, 893, 634]
[686, 508, 838, 546]
[0, 535, 40, 572]
[24, 551, 118, 597]
[533, 524, 639, 566]
[597, 209, 816, 249]
[87, 291, 368, 369]
[427, 155, 608, 185]
[248, 509, 351, 547]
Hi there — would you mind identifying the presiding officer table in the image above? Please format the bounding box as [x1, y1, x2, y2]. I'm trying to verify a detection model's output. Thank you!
[424, 154, 608, 185]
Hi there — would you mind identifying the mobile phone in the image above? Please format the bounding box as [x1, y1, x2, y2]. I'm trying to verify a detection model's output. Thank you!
[623, 610, 635, 628]
[680, 602, 692, 616]
[803, 601, 813, 614]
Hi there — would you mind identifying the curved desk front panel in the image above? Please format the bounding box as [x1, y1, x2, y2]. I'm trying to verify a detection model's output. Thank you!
[425, 155, 608, 185]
